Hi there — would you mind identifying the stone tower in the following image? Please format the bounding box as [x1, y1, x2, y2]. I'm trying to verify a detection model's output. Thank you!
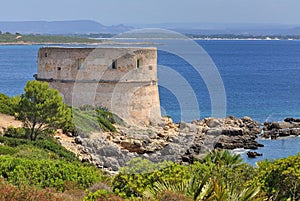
[36, 47, 161, 125]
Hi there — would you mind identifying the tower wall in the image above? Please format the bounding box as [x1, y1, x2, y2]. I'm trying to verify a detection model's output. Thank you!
[37, 47, 161, 125]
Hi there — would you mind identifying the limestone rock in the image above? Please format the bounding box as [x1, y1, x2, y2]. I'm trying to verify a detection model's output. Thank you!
[263, 118, 300, 138]
[206, 118, 222, 128]
[74, 136, 83, 145]
[102, 157, 120, 171]
[55, 115, 266, 172]
[120, 140, 146, 154]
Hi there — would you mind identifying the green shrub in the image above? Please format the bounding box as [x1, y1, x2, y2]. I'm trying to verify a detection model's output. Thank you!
[0, 156, 103, 191]
[4, 125, 55, 140]
[72, 107, 102, 136]
[112, 158, 190, 198]
[98, 116, 116, 132]
[0, 136, 30, 147]
[0, 136, 79, 162]
[97, 107, 124, 130]
[12, 144, 59, 160]
[4, 126, 29, 139]
[72, 106, 120, 135]
[32, 138, 79, 162]
[0, 145, 18, 155]
[83, 189, 124, 201]
[255, 153, 300, 200]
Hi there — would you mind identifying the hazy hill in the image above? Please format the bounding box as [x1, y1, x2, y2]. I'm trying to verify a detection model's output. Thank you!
[0, 20, 133, 34]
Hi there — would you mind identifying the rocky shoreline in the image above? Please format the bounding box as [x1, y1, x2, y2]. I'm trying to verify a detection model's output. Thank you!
[56, 116, 265, 171]
[54, 116, 300, 171]
[262, 118, 300, 139]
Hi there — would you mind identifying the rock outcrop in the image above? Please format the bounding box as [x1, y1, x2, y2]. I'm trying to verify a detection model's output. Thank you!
[262, 118, 300, 139]
[205, 116, 263, 150]
[56, 116, 263, 172]
[247, 151, 263, 158]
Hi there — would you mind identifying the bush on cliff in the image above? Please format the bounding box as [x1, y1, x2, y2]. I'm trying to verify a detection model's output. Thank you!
[72, 105, 121, 136]
[0, 136, 79, 162]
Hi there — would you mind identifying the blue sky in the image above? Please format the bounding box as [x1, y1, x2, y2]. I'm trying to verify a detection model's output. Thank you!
[1, 0, 300, 25]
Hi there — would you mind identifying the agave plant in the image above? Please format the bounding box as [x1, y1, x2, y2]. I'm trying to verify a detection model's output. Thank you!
[207, 179, 262, 201]
[228, 185, 261, 201]
[200, 150, 243, 168]
[189, 173, 214, 201]
[143, 173, 214, 201]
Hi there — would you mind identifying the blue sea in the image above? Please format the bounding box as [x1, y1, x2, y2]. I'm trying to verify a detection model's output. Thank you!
[0, 40, 300, 164]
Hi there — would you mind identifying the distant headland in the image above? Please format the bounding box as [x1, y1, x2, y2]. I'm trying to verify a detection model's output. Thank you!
[0, 32, 101, 45]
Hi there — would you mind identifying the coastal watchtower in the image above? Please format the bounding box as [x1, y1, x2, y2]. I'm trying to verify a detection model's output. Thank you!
[36, 47, 161, 125]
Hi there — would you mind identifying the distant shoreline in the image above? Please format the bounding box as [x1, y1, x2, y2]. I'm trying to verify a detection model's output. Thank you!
[0, 40, 156, 46]
[1, 38, 300, 46]
[0, 42, 103, 46]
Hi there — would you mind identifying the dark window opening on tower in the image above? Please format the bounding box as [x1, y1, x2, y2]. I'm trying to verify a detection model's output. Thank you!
[112, 60, 117, 69]
[137, 59, 141, 68]
[45, 53, 48, 57]
[57, 67, 61, 71]
[77, 58, 85, 70]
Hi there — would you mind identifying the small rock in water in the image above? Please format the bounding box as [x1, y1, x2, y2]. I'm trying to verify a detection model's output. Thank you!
[247, 151, 263, 158]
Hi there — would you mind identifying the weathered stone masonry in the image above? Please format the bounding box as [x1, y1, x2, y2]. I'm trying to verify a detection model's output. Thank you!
[36, 47, 161, 125]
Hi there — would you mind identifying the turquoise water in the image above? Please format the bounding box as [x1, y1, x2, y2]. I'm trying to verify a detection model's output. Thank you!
[0, 41, 300, 162]
[235, 136, 300, 165]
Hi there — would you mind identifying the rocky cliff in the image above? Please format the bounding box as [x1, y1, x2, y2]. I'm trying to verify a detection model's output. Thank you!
[56, 116, 263, 172]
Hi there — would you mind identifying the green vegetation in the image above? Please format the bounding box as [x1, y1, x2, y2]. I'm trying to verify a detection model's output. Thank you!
[83, 189, 124, 201]
[0, 81, 300, 200]
[0, 81, 120, 139]
[112, 158, 190, 198]
[0, 135, 79, 162]
[18, 80, 72, 140]
[0, 131, 300, 201]
[109, 150, 300, 201]
[254, 154, 300, 200]
[0, 133, 107, 199]
[0, 156, 102, 191]
[0, 32, 100, 44]
[111, 152, 261, 201]
[0, 130, 109, 200]
[72, 105, 123, 136]
[0, 93, 20, 115]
